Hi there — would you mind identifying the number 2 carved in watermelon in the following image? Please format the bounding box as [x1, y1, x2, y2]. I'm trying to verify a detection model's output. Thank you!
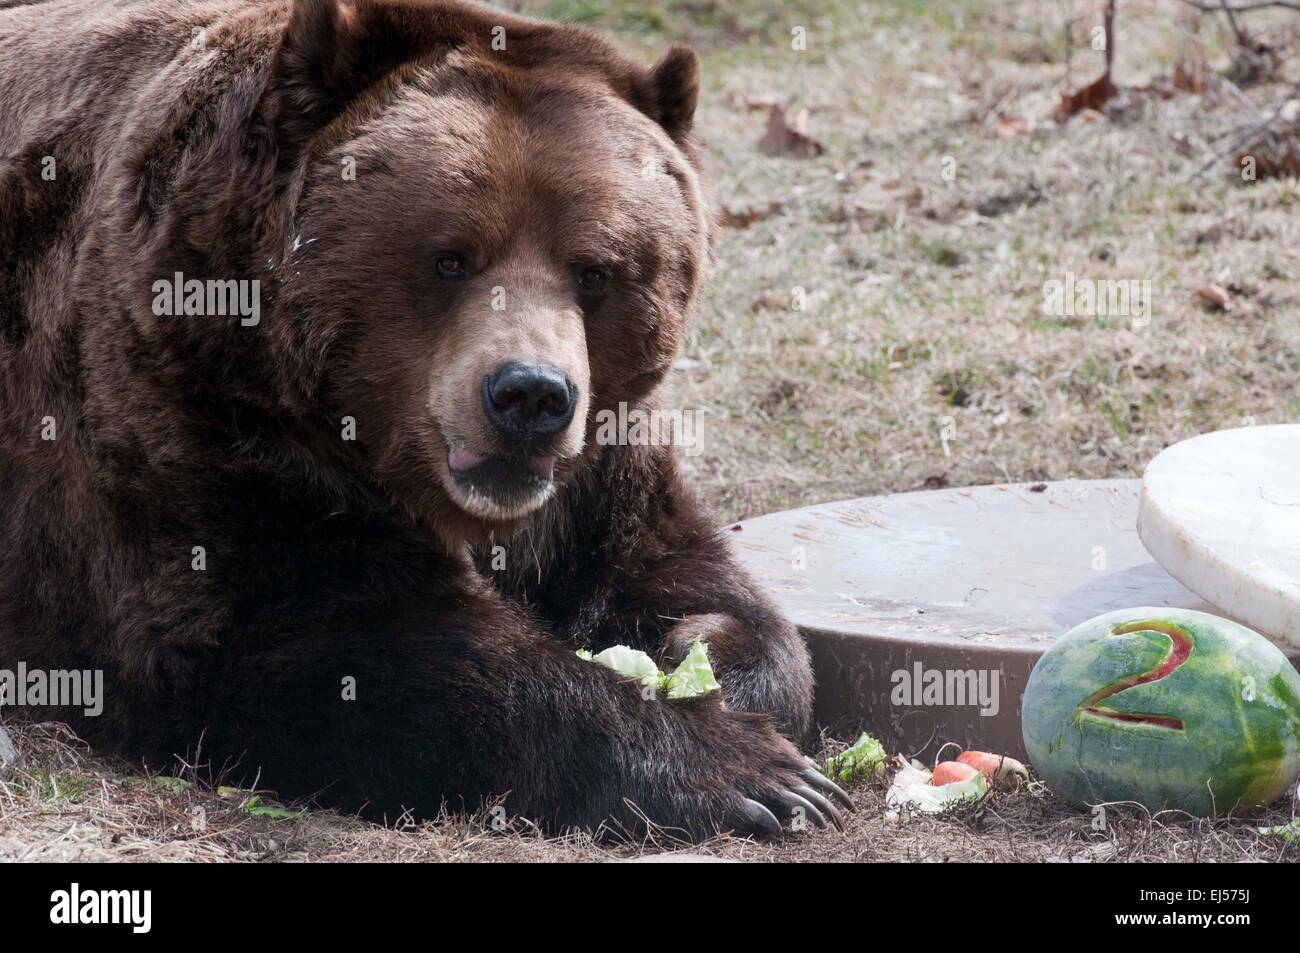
[1022, 607, 1300, 816]
[1077, 621, 1193, 730]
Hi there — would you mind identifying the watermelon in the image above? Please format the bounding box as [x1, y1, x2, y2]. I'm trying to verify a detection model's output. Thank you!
[1021, 607, 1300, 816]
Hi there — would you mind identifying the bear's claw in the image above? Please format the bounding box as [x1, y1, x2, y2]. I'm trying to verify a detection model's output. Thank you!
[800, 766, 855, 811]
[793, 784, 845, 831]
[732, 771, 852, 838]
[740, 798, 784, 839]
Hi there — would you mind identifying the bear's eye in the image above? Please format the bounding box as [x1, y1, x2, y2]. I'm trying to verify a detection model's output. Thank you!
[577, 265, 611, 294]
[435, 253, 467, 281]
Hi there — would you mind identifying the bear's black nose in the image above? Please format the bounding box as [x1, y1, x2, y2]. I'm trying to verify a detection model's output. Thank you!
[482, 361, 577, 439]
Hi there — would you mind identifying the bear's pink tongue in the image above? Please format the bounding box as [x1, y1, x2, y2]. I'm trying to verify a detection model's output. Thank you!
[527, 456, 556, 480]
[448, 448, 487, 472]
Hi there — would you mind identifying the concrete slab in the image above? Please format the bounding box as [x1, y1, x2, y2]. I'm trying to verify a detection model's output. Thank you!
[622, 853, 738, 863]
[1139, 425, 1300, 648]
[729, 479, 1298, 760]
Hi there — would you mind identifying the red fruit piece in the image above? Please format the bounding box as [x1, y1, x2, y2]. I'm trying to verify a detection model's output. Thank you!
[931, 761, 979, 786]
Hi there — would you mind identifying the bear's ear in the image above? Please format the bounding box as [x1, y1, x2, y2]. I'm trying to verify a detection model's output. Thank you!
[262, 0, 434, 165]
[644, 44, 700, 143]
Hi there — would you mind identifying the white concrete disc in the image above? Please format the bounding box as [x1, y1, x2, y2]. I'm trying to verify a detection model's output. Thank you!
[1138, 425, 1300, 648]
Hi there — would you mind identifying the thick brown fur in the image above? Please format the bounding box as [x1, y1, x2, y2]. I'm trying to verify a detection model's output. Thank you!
[0, 0, 821, 838]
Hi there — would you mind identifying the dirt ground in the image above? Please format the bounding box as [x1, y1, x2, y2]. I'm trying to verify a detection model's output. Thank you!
[4, 722, 1299, 863]
[3, 0, 1299, 861]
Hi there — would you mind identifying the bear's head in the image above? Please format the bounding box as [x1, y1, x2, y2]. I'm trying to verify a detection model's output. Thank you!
[259, 0, 711, 541]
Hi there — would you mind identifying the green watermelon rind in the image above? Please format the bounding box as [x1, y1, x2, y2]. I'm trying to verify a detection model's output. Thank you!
[1022, 607, 1300, 816]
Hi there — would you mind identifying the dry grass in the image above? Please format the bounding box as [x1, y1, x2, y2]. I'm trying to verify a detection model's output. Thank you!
[623, 0, 1300, 522]
[3, 722, 1297, 862]
[4, 0, 1300, 861]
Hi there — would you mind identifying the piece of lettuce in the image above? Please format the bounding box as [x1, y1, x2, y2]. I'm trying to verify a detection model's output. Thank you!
[581, 645, 665, 690]
[1259, 819, 1300, 842]
[665, 639, 722, 699]
[577, 639, 720, 699]
[153, 776, 193, 795]
[885, 756, 989, 815]
[826, 732, 887, 783]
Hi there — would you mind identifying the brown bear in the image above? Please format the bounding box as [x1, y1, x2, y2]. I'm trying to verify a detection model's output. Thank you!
[0, 0, 849, 838]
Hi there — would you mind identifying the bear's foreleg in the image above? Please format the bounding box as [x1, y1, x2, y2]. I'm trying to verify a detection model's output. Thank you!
[192, 593, 843, 838]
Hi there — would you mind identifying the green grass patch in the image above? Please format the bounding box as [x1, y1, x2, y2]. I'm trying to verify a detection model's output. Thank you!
[13, 769, 96, 803]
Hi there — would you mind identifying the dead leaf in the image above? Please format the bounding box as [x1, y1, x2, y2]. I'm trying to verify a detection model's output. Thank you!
[879, 178, 923, 207]
[719, 200, 785, 228]
[1172, 57, 1206, 94]
[751, 290, 790, 312]
[758, 104, 824, 158]
[1053, 72, 1115, 121]
[1238, 143, 1300, 181]
[1195, 284, 1232, 311]
[994, 114, 1030, 138]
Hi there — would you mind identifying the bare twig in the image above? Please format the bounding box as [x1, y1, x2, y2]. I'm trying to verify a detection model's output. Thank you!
[1104, 0, 1116, 95]
[1218, 0, 1248, 43]
[1186, 78, 1300, 179]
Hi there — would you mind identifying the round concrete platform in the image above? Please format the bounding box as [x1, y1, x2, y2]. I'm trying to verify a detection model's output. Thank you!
[729, 479, 1298, 760]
